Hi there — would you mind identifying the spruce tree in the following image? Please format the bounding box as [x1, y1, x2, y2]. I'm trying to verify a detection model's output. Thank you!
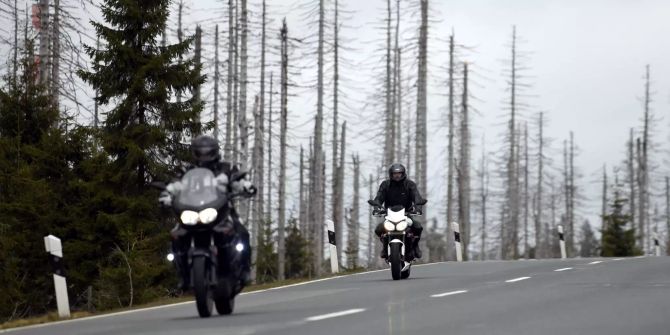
[601, 197, 641, 257]
[78, 0, 205, 308]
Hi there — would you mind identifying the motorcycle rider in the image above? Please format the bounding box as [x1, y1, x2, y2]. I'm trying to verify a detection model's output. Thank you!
[159, 135, 255, 290]
[372, 163, 426, 259]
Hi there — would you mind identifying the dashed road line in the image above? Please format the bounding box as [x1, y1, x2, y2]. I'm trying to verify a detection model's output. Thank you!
[305, 308, 366, 322]
[505, 276, 531, 283]
[431, 290, 468, 298]
[588, 261, 603, 265]
[554, 267, 573, 272]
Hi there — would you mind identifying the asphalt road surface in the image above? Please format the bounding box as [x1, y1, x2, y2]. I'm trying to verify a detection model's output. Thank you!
[4, 256, 669, 335]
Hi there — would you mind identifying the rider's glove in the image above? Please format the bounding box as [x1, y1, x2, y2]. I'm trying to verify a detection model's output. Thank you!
[159, 190, 173, 208]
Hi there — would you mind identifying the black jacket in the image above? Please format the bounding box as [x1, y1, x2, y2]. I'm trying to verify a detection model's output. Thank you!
[373, 178, 425, 211]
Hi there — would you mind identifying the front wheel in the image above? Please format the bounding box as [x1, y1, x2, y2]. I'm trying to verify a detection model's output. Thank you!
[193, 256, 213, 317]
[390, 243, 402, 280]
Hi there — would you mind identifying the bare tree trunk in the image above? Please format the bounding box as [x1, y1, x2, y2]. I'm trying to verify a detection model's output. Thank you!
[214, 25, 220, 140]
[502, 26, 519, 260]
[300, 146, 306, 233]
[51, 0, 60, 107]
[239, 0, 248, 169]
[332, 0, 343, 266]
[384, 0, 394, 165]
[523, 123, 529, 258]
[250, 1, 267, 282]
[479, 138, 488, 260]
[232, 0, 240, 163]
[415, 0, 428, 213]
[94, 36, 100, 128]
[194, 26, 202, 105]
[266, 72, 273, 222]
[563, 132, 575, 256]
[225, 0, 234, 161]
[640, 65, 651, 253]
[393, 0, 402, 160]
[348, 155, 360, 269]
[445, 34, 456, 261]
[39, 0, 50, 85]
[336, 122, 346, 265]
[12, 0, 18, 86]
[309, 0, 327, 276]
[277, 21, 289, 280]
[457, 62, 471, 260]
[176, 1, 183, 104]
[535, 112, 544, 258]
[628, 128, 636, 237]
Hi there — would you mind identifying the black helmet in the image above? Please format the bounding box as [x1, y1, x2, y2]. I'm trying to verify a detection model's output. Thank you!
[191, 135, 220, 166]
[388, 163, 406, 182]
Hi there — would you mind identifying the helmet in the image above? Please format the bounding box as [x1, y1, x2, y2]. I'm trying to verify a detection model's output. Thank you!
[191, 135, 220, 166]
[388, 163, 406, 182]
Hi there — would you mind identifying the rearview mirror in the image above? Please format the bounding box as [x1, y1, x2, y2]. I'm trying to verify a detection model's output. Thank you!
[416, 199, 427, 206]
[150, 181, 167, 190]
[368, 199, 381, 207]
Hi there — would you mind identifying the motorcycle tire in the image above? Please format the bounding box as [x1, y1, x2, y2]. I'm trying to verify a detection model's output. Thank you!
[193, 256, 213, 317]
[390, 243, 402, 280]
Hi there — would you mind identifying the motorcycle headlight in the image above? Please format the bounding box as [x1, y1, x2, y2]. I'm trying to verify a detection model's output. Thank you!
[396, 220, 408, 231]
[180, 210, 199, 225]
[384, 220, 395, 231]
[198, 208, 218, 224]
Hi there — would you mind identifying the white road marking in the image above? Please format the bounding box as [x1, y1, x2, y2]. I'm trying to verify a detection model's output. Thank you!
[505, 276, 531, 283]
[431, 290, 468, 298]
[588, 261, 603, 265]
[305, 308, 366, 322]
[635, 255, 646, 259]
[613, 258, 624, 261]
[554, 267, 573, 272]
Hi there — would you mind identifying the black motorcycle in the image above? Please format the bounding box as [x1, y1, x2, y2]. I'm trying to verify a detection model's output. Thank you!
[155, 168, 251, 317]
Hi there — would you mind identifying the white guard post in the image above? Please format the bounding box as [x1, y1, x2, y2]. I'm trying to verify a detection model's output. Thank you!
[557, 225, 567, 259]
[44, 235, 71, 318]
[653, 232, 661, 257]
[451, 222, 463, 262]
[326, 220, 339, 273]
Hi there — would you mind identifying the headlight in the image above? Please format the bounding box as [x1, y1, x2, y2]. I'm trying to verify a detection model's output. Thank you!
[396, 220, 408, 231]
[384, 220, 395, 231]
[198, 208, 218, 224]
[180, 210, 199, 225]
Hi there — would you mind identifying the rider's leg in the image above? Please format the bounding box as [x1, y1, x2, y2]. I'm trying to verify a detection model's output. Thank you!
[375, 223, 388, 259]
[170, 223, 191, 290]
[411, 218, 424, 259]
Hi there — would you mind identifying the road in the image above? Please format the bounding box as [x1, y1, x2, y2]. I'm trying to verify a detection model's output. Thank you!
[4, 256, 670, 335]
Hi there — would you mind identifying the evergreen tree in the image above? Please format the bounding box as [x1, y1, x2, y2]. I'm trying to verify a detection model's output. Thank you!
[284, 219, 310, 279]
[77, 0, 205, 308]
[255, 219, 277, 283]
[601, 197, 641, 257]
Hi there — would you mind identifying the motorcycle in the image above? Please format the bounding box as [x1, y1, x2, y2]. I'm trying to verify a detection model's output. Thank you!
[153, 168, 253, 317]
[368, 200, 426, 280]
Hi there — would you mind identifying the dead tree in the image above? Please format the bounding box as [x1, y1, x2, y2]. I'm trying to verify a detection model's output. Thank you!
[523, 122, 529, 258]
[336, 122, 347, 264]
[445, 34, 456, 260]
[308, 0, 327, 276]
[479, 138, 489, 260]
[51, 0, 60, 107]
[225, 0, 234, 160]
[627, 128, 636, 238]
[601, 164, 608, 246]
[347, 155, 361, 269]
[457, 62, 471, 260]
[414, 0, 428, 204]
[332, 0, 343, 266]
[194, 26, 202, 105]
[666, 177, 669, 255]
[638, 65, 651, 252]
[213, 25, 220, 140]
[266, 72, 273, 222]
[534, 112, 545, 258]
[277, 20, 288, 280]
[238, 0, 248, 169]
[38, 0, 50, 85]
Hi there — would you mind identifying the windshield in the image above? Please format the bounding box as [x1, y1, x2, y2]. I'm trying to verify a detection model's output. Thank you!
[175, 168, 224, 209]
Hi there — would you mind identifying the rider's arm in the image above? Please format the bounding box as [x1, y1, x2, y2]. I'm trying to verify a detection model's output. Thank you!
[408, 180, 426, 211]
[373, 181, 388, 208]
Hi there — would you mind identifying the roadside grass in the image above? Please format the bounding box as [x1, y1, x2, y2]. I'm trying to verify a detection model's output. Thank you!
[0, 267, 368, 331]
